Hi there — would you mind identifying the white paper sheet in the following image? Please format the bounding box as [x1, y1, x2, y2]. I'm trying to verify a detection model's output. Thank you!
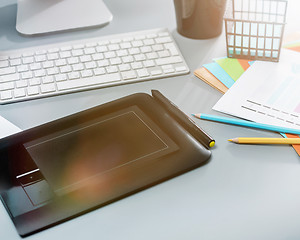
[213, 49, 300, 130]
[0, 116, 22, 139]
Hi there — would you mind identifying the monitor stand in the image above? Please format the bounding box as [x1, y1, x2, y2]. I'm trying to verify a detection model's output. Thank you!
[16, 0, 113, 36]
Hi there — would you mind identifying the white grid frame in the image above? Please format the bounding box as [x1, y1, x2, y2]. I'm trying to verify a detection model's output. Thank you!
[224, 0, 288, 62]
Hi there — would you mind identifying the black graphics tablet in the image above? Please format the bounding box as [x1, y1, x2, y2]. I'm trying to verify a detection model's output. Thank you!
[0, 91, 211, 237]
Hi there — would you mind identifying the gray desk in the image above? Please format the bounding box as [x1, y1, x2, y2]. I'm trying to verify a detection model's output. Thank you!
[1, 0, 300, 239]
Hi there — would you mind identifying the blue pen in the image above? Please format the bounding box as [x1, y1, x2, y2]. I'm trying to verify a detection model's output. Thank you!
[192, 113, 300, 135]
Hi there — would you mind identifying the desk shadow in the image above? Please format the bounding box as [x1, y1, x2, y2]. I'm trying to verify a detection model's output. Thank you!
[0, 4, 23, 43]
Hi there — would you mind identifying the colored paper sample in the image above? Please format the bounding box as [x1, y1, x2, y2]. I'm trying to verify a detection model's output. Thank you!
[194, 67, 228, 94]
[214, 57, 245, 81]
[203, 62, 235, 88]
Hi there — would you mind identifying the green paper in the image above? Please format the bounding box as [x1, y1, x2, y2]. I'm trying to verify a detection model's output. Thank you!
[214, 57, 245, 81]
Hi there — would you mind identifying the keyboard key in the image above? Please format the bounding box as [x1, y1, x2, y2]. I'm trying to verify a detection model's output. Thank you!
[0, 82, 14, 90]
[140, 46, 152, 53]
[72, 63, 84, 71]
[158, 50, 170, 58]
[143, 60, 155, 67]
[59, 51, 72, 59]
[152, 44, 164, 51]
[97, 60, 109, 67]
[93, 68, 105, 76]
[110, 57, 122, 65]
[155, 56, 182, 66]
[10, 59, 22, 66]
[35, 54, 47, 62]
[108, 44, 119, 51]
[0, 67, 16, 76]
[60, 66, 72, 73]
[42, 61, 54, 69]
[55, 59, 67, 67]
[128, 48, 140, 55]
[122, 56, 134, 63]
[1, 73, 20, 82]
[55, 74, 67, 82]
[47, 53, 59, 60]
[1, 90, 13, 100]
[155, 37, 172, 44]
[67, 57, 79, 65]
[164, 43, 179, 56]
[29, 78, 41, 86]
[163, 68, 175, 74]
[47, 67, 59, 75]
[80, 55, 92, 63]
[96, 46, 108, 53]
[81, 70, 93, 78]
[85, 62, 97, 69]
[106, 66, 118, 73]
[41, 83, 56, 93]
[121, 70, 137, 80]
[151, 69, 163, 76]
[14, 88, 26, 98]
[84, 48, 96, 55]
[118, 64, 131, 72]
[68, 72, 80, 80]
[116, 50, 128, 57]
[137, 69, 150, 78]
[27, 86, 40, 95]
[104, 51, 116, 59]
[30, 63, 42, 70]
[42, 76, 54, 84]
[120, 42, 131, 49]
[17, 65, 29, 72]
[34, 69, 46, 77]
[131, 62, 143, 70]
[21, 71, 33, 79]
[57, 73, 121, 91]
[146, 52, 158, 60]
[134, 54, 146, 61]
[92, 53, 104, 61]
[72, 49, 84, 57]
[175, 66, 188, 72]
[16, 80, 28, 88]
[143, 39, 155, 46]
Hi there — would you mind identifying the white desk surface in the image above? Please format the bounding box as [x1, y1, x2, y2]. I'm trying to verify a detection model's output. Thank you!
[1, 0, 300, 239]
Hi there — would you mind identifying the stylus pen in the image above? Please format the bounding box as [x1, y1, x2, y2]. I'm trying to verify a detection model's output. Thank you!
[151, 90, 215, 148]
[193, 113, 300, 135]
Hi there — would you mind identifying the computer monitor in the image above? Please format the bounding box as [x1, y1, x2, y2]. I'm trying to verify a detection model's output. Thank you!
[16, 0, 113, 36]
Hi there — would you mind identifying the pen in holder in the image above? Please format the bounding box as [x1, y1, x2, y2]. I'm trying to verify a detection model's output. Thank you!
[224, 0, 288, 62]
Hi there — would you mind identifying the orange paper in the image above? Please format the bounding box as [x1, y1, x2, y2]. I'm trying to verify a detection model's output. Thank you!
[285, 134, 300, 156]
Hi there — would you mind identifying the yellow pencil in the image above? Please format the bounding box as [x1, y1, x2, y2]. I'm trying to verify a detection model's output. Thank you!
[228, 137, 300, 145]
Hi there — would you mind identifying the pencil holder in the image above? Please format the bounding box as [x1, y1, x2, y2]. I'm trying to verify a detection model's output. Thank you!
[224, 0, 287, 62]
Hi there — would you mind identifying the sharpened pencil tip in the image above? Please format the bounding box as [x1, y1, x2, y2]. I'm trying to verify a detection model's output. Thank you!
[228, 139, 233, 142]
[192, 113, 201, 119]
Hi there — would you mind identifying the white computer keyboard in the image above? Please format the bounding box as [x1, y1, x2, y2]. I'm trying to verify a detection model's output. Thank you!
[0, 28, 189, 104]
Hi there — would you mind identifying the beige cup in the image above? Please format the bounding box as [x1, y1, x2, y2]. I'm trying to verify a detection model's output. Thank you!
[174, 0, 227, 39]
